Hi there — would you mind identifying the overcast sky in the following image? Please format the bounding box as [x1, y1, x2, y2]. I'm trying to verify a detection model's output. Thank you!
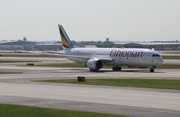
[0, 0, 180, 41]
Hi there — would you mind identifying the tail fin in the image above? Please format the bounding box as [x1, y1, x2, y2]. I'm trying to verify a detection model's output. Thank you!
[58, 24, 74, 49]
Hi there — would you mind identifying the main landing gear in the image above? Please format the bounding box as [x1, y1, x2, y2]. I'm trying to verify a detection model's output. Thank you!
[112, 66, 121, 71]
[150, 68, 154, 72]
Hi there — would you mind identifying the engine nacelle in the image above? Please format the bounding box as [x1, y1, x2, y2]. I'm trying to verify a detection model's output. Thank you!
[87, 59, 103, 70]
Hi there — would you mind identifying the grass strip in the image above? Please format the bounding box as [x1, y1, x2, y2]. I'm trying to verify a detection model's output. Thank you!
[157, 64, 180, 69]
[0, 104, 127, 117]
[0, 71, 21, 74]
[35, 79, 180, 90]
[0, 60, 39, 63]
[162, 56, 180, 59]
[0, 53, 59, 58]
[162, 52, 180, 54]
[38, 63, 85, 67]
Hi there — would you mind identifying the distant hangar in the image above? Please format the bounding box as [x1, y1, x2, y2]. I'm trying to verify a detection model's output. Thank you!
[0, 37, 64, 51]
[0, 40, 36, 50]
[0, 38, 179, 51]
[123, 42, 180, 50]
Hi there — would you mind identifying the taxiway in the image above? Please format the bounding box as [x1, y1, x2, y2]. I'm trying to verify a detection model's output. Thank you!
[0, 57, 180, 117]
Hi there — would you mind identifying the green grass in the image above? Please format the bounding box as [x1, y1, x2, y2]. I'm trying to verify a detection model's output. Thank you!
[162, 56, 180, 59]
[35, 79, 180, 90]
[0, 104, 127, 117]
[0, 71, 21, 74]
[0, 60, 39, 63]
[0, 53, 59, 58]
[157, 64, 180, 69]
[162, 52, 180, 54]
[38, 63, 85, 67]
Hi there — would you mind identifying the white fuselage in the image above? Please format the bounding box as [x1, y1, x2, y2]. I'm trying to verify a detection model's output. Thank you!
[63, 48, 163, 67]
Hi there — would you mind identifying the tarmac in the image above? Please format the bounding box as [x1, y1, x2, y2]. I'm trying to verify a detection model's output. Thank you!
[0, 57, 180, 117]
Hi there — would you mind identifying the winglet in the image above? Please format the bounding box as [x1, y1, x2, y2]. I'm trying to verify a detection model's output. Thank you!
[58, 24, 74, 49]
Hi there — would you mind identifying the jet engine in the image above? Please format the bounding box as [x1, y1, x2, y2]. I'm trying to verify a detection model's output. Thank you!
[86, 59, 103, 71]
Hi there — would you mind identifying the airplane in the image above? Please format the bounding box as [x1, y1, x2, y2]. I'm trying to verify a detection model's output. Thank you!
[57, 24, 163, 72]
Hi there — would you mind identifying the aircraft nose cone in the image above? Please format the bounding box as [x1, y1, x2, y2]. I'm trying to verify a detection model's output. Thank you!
[159, 58, 163, 64]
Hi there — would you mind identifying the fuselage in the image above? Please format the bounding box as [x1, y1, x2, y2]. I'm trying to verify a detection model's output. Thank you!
[63, 48, 163, 68]
[58, 24, 163, 72]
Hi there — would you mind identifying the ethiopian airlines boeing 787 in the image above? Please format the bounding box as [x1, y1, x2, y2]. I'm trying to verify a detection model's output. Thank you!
[58, 24, 163, 72]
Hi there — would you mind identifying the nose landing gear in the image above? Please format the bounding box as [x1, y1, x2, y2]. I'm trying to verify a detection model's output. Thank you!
[150, 68, 154, 72]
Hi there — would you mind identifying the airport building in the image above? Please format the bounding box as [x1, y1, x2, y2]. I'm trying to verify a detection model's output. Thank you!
[33, 44, 63, 51]
[122, 41, 180, 50]
[0, 39, 64, 51]
[0, 38, 36, 50]
[0, 37, 179, 51]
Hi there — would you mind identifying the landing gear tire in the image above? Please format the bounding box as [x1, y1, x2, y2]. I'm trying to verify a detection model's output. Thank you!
[118, 67, 122, 71]
[90, 69, 93, 72]
[150, 68, 154, 72]
[112, 67, 115, 71]
[112, 66, 121, 71]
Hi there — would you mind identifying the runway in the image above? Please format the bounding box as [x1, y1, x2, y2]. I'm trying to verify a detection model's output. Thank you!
[0, 65, 180, 80]
[1, 82, 180, 111]
[0, 57, 180, 117]
[0, 83, 180, 117]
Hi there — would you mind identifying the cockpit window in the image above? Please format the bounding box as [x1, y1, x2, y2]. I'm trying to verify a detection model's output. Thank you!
[156, 54, 160, 57]
[152, 54, 160, 57]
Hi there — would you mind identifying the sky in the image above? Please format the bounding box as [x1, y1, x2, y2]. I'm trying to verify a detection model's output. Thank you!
[0, 0, 180, 42]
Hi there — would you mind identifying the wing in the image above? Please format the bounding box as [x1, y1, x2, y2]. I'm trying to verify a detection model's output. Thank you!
[29, 51, 113, 63]
[29, 51, 63, 56]
[60, 55, 114, 64]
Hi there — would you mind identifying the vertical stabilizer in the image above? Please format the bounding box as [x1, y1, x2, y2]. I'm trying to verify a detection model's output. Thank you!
[58, 24, 74, 49]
